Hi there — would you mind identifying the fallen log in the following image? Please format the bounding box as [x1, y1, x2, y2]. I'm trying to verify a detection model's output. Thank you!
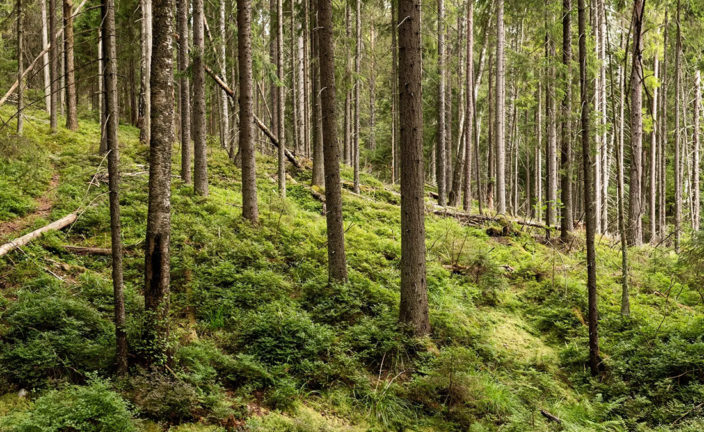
[432, 208, 551, 232]
[0, 212, 78, 257]
[62, 245, 111, 255]
[203, 65, 302, 170]
[540, 409, 562, 424]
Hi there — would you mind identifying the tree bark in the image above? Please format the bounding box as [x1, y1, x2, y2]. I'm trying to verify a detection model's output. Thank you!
[579, 0, 600, 376]
[17, 0, 23, 135]
[436, 0, 447, 206]
[62, 0, 75, 130]
[219, 0, 230, 151]
[41, 0, 51, 113]
[102, 0, 128, 373]
[545, 29, 557, 227]
[398, 0, 430, 337]
[462, 1, 474, 212]
[310, 0, 324, 187]
[238, 0, 259, 222]
[177, 0, 191, 181]
[694, 70, 701, 232]
[192, 0, 208, 196]
[675, 1, 682, 251]
[139, 0, 152, 143]
[495, 0, 506, 214]
[628, 0, 644, 246]
[276, 0, 286, 198]
[369, 22, 377, 153]
[144, 0, 175, 365]
[49, 0, 58, 131]
[560, 0, 573, 241]
[353, 0, 361, 193]
[391, 0, 399, 183]
[650, 55, 659, 241]
[318, 0, 347, 283]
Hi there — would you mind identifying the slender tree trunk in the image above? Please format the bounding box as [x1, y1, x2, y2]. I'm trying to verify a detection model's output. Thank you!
[144, 0, 175, 365]
[343, 1, 351, 165]
[579, 0, 599, 376]
[102, 0, 127, 373]
[369, 23, 377, 153]
[192, 0, 208, 196]
[599, 0, 608, 233]
[17, 0, 23, 135]
[310, 0, 324, 187]
[219, 0, 230, 151]
[276, 0, 286, 197]
[353, 0, 361, 193]
[139, 0, 152, 143]
[391, 0, 399, 183]
[650, 55, 659, 241]
[98, 28, 106, 153]
[63, 0, 78, 130]
[546, 30, 557, 227]
[495, 0, 506, 214]
[303, 0, 310, 158]
[462, 0, 474, 212]
[674, 1, 682, 251]
[318, 0, 347, 283]
[694, 70, 701, 232]
[628, 0, 644, 246]
[659, 13, 668, 239]
[239, 0, 259, 222]
[560, 0, 573, 240]
[177, 0, 191, 181]
[398, 0, 430, 337]
[49, 0, 58, 131]
[41, 0, 51, 113]
[535, 84, 542, 221]
[436, 0, 447, 206]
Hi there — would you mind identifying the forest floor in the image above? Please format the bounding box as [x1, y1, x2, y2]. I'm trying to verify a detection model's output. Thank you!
[1, 108, 704, 431]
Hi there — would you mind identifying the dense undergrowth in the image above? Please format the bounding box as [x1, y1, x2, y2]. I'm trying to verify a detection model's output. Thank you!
[1, 109, 704, 431]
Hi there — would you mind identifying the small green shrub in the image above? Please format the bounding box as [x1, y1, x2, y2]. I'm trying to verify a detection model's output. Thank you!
[0, 378, 136, 432]
[0, 289, 115, 388]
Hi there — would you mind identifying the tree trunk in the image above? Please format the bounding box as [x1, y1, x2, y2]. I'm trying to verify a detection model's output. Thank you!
[659, 12, 668, 240]
[598, 0, 608, 233]
[391, 0, 398, 183]
[398, 0, 430, 337]
[545, 29, 557, 227]
[177, 0, 191, 181]
[192, 0, 208, 196]
[238, 0, 259, 222]
[650, 55, 659, 241]
[560, 0, 572, 240]
[310, 0, 324, 187]
[675, 1, 682, 251]
[343, 1, 351, 165]
[495, 0, 506, 214]
[579, 0, 599, 376]
[41, 0, 51, 113]
[694, 70, 701, 232]
[353, 0, 361, 193]
[102, 0, 127, 373]
[17, 0, 23, 135]
[628, 0, 644, 246]
[219, 0, 230, 151]
[369, 23, 376, 153]
[139, 0, 152, 143]
[49, 0, 58, 131]
[144, 0, 175, 365]
[318, 0, 347, 283]
[436, 0, 447, 206]
[98, 27, 106, 153]
[277, 0, 286, 198]
[535, 84, 542, 221]
[462, 1, 473, 212]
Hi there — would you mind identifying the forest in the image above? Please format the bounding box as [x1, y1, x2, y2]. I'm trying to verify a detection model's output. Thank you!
[1, 0, 704, 430]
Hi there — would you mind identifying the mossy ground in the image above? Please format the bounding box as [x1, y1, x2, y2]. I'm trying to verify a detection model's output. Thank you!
[1, 108, 703, 431]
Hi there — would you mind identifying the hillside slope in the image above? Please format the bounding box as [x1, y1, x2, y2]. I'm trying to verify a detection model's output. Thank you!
[1, 110, 704, 431]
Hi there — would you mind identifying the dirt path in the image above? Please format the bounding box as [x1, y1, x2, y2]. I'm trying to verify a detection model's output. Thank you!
[0, 172, 60, 243]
